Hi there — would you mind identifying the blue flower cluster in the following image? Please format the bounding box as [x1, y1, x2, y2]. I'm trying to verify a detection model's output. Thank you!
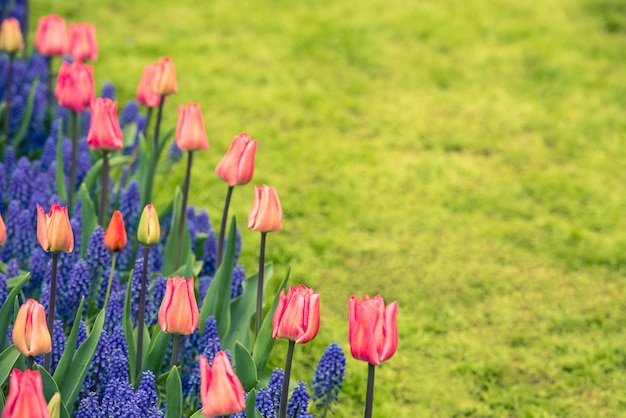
[311, 343, 346, 414]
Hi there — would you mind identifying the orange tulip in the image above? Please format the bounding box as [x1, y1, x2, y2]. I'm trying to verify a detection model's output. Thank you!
[0, 212, 6, 246]
[248, 185, 282, 232]
[103, 210, 127, 252]
[87, 98, 124, 150]
[152, 57, 178, 96]
[175, 103, 209, 151]
[348, 295, 398, 366]
[68, 22, 97, 62]
[199, 352, 246, 417]
[272, 284, 320, 344]
[136, 63, 162, 108]
[36, 203, 74, 253]
[215, 132, 257, 186]
[12, 299, 52, 357]
[2, 369, 49, 418]
[55, 60, 95, 113]
[34, 14, 68, 56]
[0, 18, 24, 54]
[158, 276, 199, 335]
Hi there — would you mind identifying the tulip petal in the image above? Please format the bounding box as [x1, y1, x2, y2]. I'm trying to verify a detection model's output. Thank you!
[380, 301, 398, 363]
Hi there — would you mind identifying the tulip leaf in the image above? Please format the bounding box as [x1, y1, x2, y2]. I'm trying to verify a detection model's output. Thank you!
[223, 263, 274, 352]
[12, 78, 38, 153]
[123, 277, 138, 385]
[52, 298, 84, 388]
[157, 127, 174, 161]
[37, 366, 70, 418]
[81, 155, 132, 194]
[0, 273, 29, 351]
[252, 267, 290, 375]
[0, 346, 21, 387]
[162, 187, 192, 276]
[246, 389, 263, 418]
[188, 409, 204, 418]
[123, 122, 138, 149]
[78, 184, 97, 259]
[165, 366, 182, 418]
[199, 216, 236, 337]
[55, 118, 68, 202]
[234, 341, 259, 391]
[143, 327, 170, 376]
[59, 307, 105, 414]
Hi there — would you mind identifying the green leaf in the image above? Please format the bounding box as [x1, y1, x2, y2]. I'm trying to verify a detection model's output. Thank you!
[0, 273, 29, 350]
[143, 327, 170, 376]
[123, 123, 138, 149]
[123, 277, 137, 385]
[161, 187, 192, 276]
[246, 389, 263, 418]
[12, 78, 38, 152]
[188, 409, 204, 418]
[199, 216, 236, 337]
[37, 366, 70, 418]
[78, 184, 97, 259]
[234, 342, 259, 391]
[55, 118, 67, 202]
[136, 131, 153, 208]
[165, 366, 182, 418]
[52, 298, 84, 389]
[81, 155, 131, 193]
[223, 264, 273, 352]
[0, 346, 22, 387]
[253, 267, 290, 375]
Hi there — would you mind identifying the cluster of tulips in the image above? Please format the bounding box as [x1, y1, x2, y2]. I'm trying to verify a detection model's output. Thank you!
[0, 8, 398, 418]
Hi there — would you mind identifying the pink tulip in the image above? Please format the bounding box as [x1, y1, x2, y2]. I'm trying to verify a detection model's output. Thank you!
[55, 60, 94, 113]
[136, 63, 162, 108]
[152, 57, 178, 96]
[215, 132, 258, 186]
[272, 284, 320, 344]
[348, 295, 398, 366]
[2, 369, 49, 418]
[158, 276, 199, 335]
[199, 352, 246, 417]
[87, 98, 124, 150]
[12, 299, 52, 357]
[68, 22, 97, 62]
[34, 14, 68, 56]
[175, 103, 209, 151]
[36, 202, 74, 253]
[0, 213, 6, 246]
[248, 185, 282, 232]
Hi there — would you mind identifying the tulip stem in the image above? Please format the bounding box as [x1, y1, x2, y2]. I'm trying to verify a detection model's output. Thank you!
[364, 363, 376, 418]
[99, 150, 109, 227]
[147, 95, 165, 206]
[143, 106, 153, 139]
[3, 53, 14, 149]
[28, 356, 34, 370]
[170, 334, 181, 369]
[255, 232, 268, 340]
[44, 252, 59, 372]
[102, 252, 118, 310]
[69, 110, 78, 215]
[216, 185, 234, 269]
[135, 246, 150, 380]
[174, 150, 193, 269]
[278, 339, 295, 418]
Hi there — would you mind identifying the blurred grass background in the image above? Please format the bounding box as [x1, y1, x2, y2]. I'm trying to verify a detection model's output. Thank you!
[29, 0, 626, 415]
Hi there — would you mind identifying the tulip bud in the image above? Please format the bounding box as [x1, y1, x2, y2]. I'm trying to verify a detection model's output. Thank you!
[36, 203, 74, 253]
[34, 15, 68, 56]
[248, 185, 282, 232]
[68, 22, 97, 62]
[47, 392, 61, 418]
[0, 18, 24, 54]
[0, 212, 6, 246]
[215, 133, 258, 186]
[348, 295, 398, 366]
[3, 369, 50, 418]
[175, 103, 209, 151]
[200, 352, 246, 417]
[137, 204, 160, 246]
[272, 284, 320, 344]
[87, 98, 124, 150]
[136, 63, 162, 108]
[55, 60, 95, 113]
[12, 299, 52, 357]
[103, 210, 127, 252]
[158, 276, 199, 335]
[152, 57, 178, 96]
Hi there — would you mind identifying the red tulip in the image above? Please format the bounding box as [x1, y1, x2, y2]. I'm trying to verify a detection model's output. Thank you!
[36, 202, 74, 253]
[68, 22, 97, 62]
[34, 14, 68, 56]
[248, 185, 282, 232]
[103, 210, 127, 252]
[0, 18, 24, 54]
[215, 132, 258, 186]
[55, 60, 94, 113]
[348, 295, 398, 366]
[87, 98, 124, 150]
[158, 276, 199, 335]
[152, 57, 178, 96]
[0, 212, 6, 246]
[12, 299, 52, 357]
[272, 284, 320, 344]
[199, 352, 246, 417]
[136, 63, 162, 108]
[175, 103, 209, 151]
[2, 369, 49, 418]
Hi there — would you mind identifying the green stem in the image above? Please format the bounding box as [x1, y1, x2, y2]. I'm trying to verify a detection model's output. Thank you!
[278, 339, 295, 418]
[28, 356, 34, 370]
[174, 150, 193, 269]
[44, 252, 59, 372]
[170, 334, 181, 369]
[216, 185, 234, 269]
[147, 95, 165, 206]
[143, 106, 153, 139]
[99, 150, 109, 226]
[135, 246, 150, 379]
[364, 363, 375, 418]
[69, 110, 78, 215]
[102, 252, 118, 310]
[255, 232, 268, 340]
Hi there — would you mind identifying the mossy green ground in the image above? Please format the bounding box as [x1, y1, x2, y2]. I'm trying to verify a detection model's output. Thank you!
[30, 0, 626, 415]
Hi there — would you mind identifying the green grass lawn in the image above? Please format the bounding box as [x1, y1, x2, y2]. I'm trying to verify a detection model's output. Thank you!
[30, 0, 626, 415]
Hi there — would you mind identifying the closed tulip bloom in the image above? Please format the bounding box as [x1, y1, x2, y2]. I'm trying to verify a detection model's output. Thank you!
[348, 295, 398, 366]
[215, 133, 258, 186]
[199, 352, 246, 417]
[87, 98, 124, 150]
[103, 210, 127, 252]
[12, 299, 52, 357]
[0, 18, 24, 54]
[272, 284, 320, 344]
[137, 204, 160, 246]
[152, 56, 178, 96]
[158, 276, 199, 335]
[175, 103, 209, 151]
[55, 60, 94, 113]
[136, 63, 162, 108]
[36, 203, 74, 253]
[248, 185, 282, 232]
[68, 22, 97, 62]
[2, 369, 50, 418]
[34, 15, 68, 56]
[0, 213, 6, 246]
